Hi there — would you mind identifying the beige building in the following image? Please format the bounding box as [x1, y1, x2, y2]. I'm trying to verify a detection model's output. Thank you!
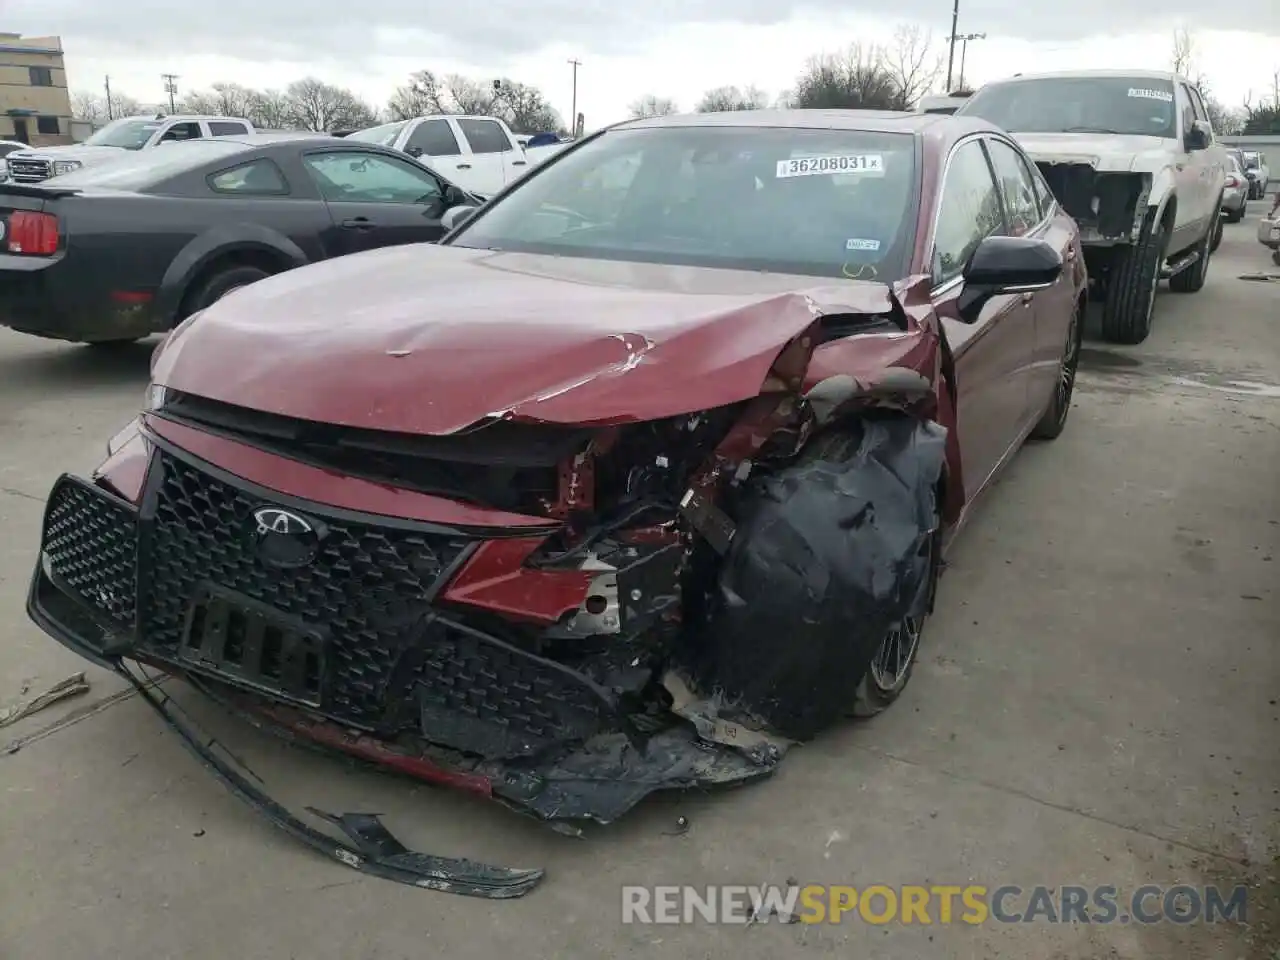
[0, 33, 73, 146]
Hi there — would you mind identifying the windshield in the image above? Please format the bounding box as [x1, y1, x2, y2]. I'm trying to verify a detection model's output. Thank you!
[84, 118, 167, 150]
[51, 140, 247, 190]
[448, 125, 918, 281]
[960, 77, 1177, 138]
[347, 121, 407, 146]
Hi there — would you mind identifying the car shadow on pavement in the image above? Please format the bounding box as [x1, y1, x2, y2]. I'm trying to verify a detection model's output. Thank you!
[0, 338, 157, 393]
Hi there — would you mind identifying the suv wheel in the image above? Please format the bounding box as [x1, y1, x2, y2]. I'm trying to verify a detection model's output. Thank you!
[1099, 212, 1164, 345]
[1169, 214, 1215, 294]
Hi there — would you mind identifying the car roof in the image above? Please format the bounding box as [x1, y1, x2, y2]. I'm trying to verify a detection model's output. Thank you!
[983, 68, 1186, 85]
[612, 108, 993, 136]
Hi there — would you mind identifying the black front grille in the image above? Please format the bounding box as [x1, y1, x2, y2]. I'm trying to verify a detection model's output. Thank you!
[42, 477, 138, 625]
[143, 453, 472, 723]
[7, 158, 51, 183]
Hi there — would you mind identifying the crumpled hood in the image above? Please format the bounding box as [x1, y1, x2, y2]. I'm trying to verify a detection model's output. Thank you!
[153, 244, 899, 435]
[1010, 133, 1173, 174]
[10, 144, 127, 165]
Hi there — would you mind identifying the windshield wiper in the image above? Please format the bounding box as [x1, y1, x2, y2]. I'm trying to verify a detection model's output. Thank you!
[1063, 126, 1124, 134]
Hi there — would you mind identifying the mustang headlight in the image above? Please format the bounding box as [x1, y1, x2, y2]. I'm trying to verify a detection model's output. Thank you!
[51, 160, 83, 176]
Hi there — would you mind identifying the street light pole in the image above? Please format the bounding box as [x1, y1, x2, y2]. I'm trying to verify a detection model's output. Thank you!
[567, 58, 582, 137]
[945, 0, 960, 92]
[955, 33, 986, 91]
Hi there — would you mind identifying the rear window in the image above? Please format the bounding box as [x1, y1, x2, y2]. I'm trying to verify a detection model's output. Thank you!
[450, 125, 919, 282]
[347, 122, 407, 147]
[960, 76, 1178, 138]
[50, 140, 248, 190]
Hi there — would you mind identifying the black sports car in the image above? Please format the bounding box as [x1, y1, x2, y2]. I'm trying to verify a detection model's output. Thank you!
[0, 133, 479, 344]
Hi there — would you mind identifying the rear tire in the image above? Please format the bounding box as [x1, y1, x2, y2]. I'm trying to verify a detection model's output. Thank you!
[186, 265, 273, 314]
[1099, 212, 1164, 345]
[1225, 204, 1244, 224]
[1209, 214, 1224, 254]
[1169, 215, 1214, 294]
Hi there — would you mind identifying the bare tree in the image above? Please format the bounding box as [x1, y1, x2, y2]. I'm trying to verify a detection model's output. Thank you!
[387, 70, 447, 119]
[70, 90, 107, 125]
[180, 90, 223, 115]
[628, 94, 679, 119]
[444, 75, 498, 115]
[493, 79, 563, 133]
[695, 85, 769, 112]
[885, 24, 943, 109]
[248, 89, 295, 129]
[108, 92, 143, 119]
[1171, 27, 1195, 77]
[286, 77, 377, 131]
[791, 44, 898, 110]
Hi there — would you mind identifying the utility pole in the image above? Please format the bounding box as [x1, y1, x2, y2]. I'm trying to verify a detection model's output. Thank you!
[945, 0, 960, 92]
[567, 58, 582, 138]
[104, 75, 113, 120]
[955, 33, 987, 91]
[161, 73, 179, 114]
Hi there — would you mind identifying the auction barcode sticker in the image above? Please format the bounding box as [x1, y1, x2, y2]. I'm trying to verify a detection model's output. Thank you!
[1128, 88, 1173, 102]
[776, 155, 884, 178]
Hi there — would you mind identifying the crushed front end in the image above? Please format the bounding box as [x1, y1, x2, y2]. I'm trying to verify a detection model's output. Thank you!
[29, 285, 953, 889]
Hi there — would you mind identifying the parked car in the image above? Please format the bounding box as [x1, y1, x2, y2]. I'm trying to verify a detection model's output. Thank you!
[0, 139, 28, 183]
[1259, 198, 1280, 266]
[346, 114, 569, 195]
[1241, 150, 1271, 199]
[29, 109, 1088, 886]
[4, 114, 256, 184]
[0, 134, 477, 344]
[1222, 153, 1249, 223]
[958, 69, 1227, 345]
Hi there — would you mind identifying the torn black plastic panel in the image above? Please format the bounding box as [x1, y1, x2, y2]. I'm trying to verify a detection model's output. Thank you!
[686, 415, 947, 741]
[120, 663, 545, 899]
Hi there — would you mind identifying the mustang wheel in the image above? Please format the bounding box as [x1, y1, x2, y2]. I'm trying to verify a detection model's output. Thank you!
[187, 265, 274, 314]
[1029, 299, 1083, 441]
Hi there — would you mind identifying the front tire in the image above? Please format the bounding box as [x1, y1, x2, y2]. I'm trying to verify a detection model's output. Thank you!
[1030, 298, 1083, 441]
[1100, 213, 1164, 345]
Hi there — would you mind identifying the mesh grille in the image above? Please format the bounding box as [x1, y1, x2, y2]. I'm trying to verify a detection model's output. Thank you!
[42, 478, 138, 624]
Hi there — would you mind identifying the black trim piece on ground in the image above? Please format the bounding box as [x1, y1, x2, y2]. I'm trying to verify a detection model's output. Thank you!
[119, 661, 546, 899]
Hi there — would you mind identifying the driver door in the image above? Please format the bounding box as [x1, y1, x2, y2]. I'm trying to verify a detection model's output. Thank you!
[301, 149, 452, 256]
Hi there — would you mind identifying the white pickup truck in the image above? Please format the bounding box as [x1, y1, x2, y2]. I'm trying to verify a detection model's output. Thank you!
[347, 115, 569, 196]
[5, 114, 256, 183]
[958, 69, 1227, 345]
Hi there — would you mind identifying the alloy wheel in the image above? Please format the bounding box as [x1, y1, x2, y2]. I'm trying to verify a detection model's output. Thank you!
[868, 615, 923, 692]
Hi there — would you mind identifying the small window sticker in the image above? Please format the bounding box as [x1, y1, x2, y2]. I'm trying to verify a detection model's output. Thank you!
[845, 238, 882, 251]
[1128, 88, 1173, 102]
[776, 154, 884, 178]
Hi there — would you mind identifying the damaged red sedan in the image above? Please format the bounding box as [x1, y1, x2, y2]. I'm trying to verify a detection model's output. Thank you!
[30, 110, 1086, 895]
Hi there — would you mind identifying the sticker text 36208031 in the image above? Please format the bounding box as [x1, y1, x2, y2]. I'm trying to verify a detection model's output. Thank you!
[776, 155, 885, 178]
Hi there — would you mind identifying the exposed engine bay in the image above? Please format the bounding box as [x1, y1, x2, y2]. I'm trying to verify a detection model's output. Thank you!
[1036, 162, 1151, 245]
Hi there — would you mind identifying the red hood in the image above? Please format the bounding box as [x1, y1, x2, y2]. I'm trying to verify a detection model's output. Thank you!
[153, 244, 899, 435]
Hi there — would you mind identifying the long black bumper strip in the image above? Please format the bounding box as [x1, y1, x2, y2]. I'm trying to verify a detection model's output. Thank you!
[120, 663, 545, 899]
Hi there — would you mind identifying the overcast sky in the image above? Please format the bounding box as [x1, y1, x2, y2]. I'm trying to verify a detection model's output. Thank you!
[6, 0, 1278, 127]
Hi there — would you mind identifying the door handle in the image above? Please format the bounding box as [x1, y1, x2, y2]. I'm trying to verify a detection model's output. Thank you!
[340, 217, 375, 230]
[456, 163, 472, 170]
[1021, 292, 1035, 306]
[511, 160, 527, 166]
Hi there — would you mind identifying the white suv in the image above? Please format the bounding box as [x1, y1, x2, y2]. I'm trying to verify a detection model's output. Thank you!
[1241, 151, 1271, 200]
[958, 69, 1227, 344]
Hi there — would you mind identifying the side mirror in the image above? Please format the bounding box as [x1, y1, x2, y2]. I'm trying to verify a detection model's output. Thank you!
[441, 204, 479, 232]
[956, 235, 1063, 323]
[405, 146, 424, 158]
[1185, 120, 1211, 151]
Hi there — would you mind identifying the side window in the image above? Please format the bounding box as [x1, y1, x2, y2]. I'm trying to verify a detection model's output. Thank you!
[931, 139, 1004, 287]
[159, 122, 202, 143]
[208, 159, 289, 195]
[303, 151, 442, 204]
[404, 119, 461, 157]
[209, 121, 251, 137]
[28, 66, 53, 87]
[456, 118, 512, 154]
[1187, 86, 1209, 125]
[1178, 85, 1198, 135]
[985, 139, 1043, 236]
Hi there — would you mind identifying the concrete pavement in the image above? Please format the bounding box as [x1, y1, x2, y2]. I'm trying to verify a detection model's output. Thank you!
[1, 213, 1277, 959]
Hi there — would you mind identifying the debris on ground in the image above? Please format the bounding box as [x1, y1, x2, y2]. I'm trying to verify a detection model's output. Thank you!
[0, 672, 91, 729]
